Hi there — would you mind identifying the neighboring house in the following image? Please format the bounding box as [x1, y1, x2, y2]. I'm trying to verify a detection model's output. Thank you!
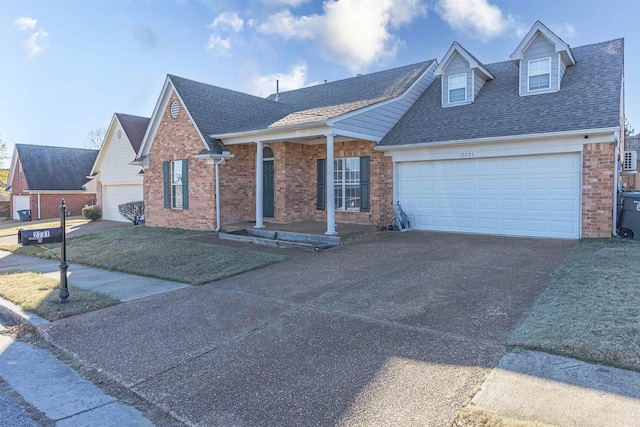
[135, 21, 624, 239]
[7, 144, 98, 220]
[90, 113, 149, 221]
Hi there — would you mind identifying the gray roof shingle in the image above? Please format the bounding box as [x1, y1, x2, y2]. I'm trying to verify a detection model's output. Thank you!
[379, 39, 624, 147]
[115, 113, 150, 153]
[16, 144, 98, 191]
[169, 60, 433, 153]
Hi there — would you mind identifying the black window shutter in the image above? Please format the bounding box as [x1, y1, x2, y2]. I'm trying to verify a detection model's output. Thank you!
[182, 159, 189, 209]
[163, 161, 170, 209]
[360, 156, 370, 212]
[317, 158, 326, 210]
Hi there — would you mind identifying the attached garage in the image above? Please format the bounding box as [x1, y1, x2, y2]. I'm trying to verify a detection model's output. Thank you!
[396, 153, 581, 239]
[102, 185, 143, 222]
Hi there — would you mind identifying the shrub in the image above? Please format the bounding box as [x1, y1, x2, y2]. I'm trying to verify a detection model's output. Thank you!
[118, 201, 144, 225]
[82, 205, 101, 221]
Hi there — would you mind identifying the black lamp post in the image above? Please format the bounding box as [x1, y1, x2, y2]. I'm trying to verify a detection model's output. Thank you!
[59, 199, 69, 302]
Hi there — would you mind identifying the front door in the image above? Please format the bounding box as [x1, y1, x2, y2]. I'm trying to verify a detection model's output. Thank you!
[263, 160, 274, 218]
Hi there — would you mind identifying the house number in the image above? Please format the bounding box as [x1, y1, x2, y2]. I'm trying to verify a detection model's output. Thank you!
[461, 152, 474, 158]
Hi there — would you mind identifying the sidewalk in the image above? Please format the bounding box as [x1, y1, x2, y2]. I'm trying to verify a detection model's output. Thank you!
[0, 250, 190, 426]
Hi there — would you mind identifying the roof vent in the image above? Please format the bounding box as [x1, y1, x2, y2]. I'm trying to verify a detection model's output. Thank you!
[117, 129, 122, 139]
[170, 101, 180, 119]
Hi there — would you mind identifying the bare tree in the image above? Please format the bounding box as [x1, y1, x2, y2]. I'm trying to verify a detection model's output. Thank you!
[118, 201, 144, 225]
[84, 127, 107, 149]
[625, 118, 635, 138]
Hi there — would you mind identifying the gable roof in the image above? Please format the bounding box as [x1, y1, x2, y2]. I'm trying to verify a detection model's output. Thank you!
[511, 20, 576, 65]
[14, 144, 98, 191]
[378, 39, 623, 148]
[115, 113, 150, 153]
[434, 42, 494, 80]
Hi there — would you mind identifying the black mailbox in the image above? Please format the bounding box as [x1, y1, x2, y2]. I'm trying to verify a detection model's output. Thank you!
[18, 227, 64, 245]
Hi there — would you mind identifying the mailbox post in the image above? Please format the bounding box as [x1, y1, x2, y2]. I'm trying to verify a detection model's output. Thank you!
[59, 199, 69, 302]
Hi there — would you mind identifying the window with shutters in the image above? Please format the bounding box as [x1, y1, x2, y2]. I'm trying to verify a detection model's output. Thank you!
[334, 157, 360, 211]
[171, 160, 184, 209]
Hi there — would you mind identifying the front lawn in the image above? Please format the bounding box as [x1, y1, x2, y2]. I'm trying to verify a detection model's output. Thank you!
[508, 238, 640, 372]
[0, 226, 287, 285]
[0, 271, 119, 321]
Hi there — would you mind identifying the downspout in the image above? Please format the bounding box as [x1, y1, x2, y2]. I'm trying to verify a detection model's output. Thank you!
[214, 158, 226, 232]
[37, 192, 41, 220]
[612, 133, 621, 237]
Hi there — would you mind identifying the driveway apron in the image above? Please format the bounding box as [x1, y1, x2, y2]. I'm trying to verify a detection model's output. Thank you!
[43, 231, 575, 426]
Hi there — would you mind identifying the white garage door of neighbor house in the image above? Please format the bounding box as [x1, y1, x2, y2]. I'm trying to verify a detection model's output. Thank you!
[102, 185, 143, 222]
[397, 153, 582, 239]
[12, 196, 30, 220]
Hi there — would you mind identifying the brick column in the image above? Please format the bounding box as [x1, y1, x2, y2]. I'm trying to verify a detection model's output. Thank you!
[582, 142, 615, 238]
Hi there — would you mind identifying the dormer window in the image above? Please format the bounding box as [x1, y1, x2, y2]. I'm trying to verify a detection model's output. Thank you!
[528, 58, 551, 91]
[448, 73, 467, 103]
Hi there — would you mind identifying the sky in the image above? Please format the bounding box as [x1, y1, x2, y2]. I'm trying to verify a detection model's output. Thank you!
[1, 0, 639, 168]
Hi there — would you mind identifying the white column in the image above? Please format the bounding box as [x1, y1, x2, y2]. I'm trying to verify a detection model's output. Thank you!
[255, 141, 264, 228]
[325, 134, 337, 235]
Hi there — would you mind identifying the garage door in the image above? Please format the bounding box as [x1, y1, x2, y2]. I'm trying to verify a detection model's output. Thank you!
[12, 196, 30, 220]
[102, 185, 143, 222]
[397, 153, 581, 238]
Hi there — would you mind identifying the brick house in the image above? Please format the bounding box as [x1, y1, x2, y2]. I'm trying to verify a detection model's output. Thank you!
[135, 21, 624, 239]
[7, 144, 98, 220]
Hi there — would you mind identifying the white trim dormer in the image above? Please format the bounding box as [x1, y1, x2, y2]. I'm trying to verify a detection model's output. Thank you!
[511, 21, 575, 96]
[434, 42, 494, 108]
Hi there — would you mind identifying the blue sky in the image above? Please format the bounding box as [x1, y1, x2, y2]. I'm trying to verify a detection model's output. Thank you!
[1, 0, 638, 167]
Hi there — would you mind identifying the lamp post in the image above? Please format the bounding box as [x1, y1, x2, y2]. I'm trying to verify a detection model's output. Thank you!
[59, 199, 69, 302]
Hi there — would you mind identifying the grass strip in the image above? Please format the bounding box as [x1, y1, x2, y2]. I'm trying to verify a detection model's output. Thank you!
[0, 226, 287, 285]
[0, 271, 119, 321]
[508, 238, 640, 372]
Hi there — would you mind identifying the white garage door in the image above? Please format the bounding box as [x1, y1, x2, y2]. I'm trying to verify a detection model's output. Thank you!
[12, 196, 30, 220]
[397, 153, 581, 239]
[102, 185, 143, 222]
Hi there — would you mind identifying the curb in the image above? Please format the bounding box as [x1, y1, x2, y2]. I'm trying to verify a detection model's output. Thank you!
[0, 296, 49, 327]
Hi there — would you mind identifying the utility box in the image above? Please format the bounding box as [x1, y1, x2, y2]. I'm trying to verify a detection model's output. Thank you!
[18, 227, 63, 245]
[618, 192, 640, 239]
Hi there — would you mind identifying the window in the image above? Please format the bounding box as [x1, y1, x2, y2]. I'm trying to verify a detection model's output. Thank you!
[163, 159, 188, 209]
[334, 157, 360, 211]
[171, 160, 184, 209]
[448, 73, 466, 103]
[528, 57, 551, 91]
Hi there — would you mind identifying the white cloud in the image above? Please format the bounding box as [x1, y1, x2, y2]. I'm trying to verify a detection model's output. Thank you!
[436, 0, 521, 41]
[251, 62, 318, 97]
[209, 11, 244, 33]
[24, 28, 49, 58]
[14, 16, 37, 30]
[257, 0, 426, 72]
[205, 34, 232, 56]
[557, 22, 576, 39]
[261, 0, 311, 6]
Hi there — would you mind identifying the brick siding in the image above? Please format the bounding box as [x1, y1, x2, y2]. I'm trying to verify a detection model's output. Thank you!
[582, 142, 615, 238]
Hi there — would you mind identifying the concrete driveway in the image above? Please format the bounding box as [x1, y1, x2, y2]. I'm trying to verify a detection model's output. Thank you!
[42, 231, 575, 426]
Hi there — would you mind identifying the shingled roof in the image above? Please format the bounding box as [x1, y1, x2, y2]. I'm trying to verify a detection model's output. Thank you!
[169, 60, 433, 153]
[378, 39, 623, 148]
[115, 113, 149, 153]
[16, 144, 98, 191]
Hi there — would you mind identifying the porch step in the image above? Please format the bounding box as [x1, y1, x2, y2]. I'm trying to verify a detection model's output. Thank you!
[218, 229, 340, 251]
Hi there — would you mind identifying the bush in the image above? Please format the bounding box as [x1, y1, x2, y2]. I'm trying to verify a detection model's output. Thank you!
[82, 205, 101, 221]
[118, 201, 144, 225]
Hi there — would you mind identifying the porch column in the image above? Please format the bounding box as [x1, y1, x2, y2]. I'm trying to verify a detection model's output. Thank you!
[255, 141, 264, 228]
[325, 133, 337, 235]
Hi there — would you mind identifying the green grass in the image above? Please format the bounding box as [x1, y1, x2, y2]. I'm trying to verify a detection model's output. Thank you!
[0, 271, 120, 321]
[0, 226, 287, 285]
[508, 238, 640, 372]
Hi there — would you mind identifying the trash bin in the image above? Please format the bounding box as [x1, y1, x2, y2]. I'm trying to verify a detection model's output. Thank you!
[618, 192, 640, 239]
[17, 209, 31, 222]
